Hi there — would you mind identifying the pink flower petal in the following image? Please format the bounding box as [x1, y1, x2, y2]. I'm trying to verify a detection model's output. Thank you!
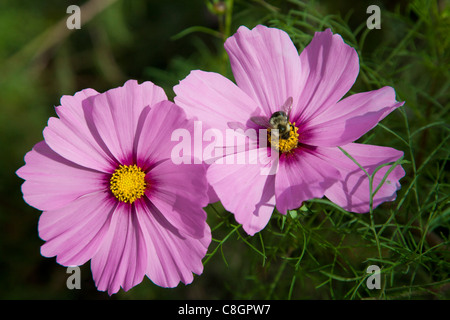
[90, 202, 148, 295]
[207, 150, 276, 235]
[224, 25, 304, 117]
[174, 71, 263, 203]
[56, 88, 99, 128]
[135, 101, 193, 169]
[292, 29, 359, 124]
[301, 86, 405, 147]
[16, 141, 107, 211]
[136, 199, 211, 288]
[316, 143, 405, 213]
[87, 80, 167, 165]
[275, 147, 340, 214]
[145, 159, 209, 238]
[39, 191, 115, 267]
[174, 70, 259, 131]
[43, 89, 116, 173]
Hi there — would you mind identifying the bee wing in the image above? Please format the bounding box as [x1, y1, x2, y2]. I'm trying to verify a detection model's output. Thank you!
[281, 96, 293, 118]
[250, 116, 271, 128]
[227, 121, 247, 131]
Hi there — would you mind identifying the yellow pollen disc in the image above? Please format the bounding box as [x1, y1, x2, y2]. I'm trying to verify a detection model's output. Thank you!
[268, 122, 300, 154]
[110, 164, 146, 204]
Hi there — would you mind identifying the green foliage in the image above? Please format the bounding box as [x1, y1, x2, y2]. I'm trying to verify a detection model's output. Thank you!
[1, 0, 448, 299]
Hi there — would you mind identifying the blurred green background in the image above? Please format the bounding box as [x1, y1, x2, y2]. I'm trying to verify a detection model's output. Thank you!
[1, 0, 448, 299]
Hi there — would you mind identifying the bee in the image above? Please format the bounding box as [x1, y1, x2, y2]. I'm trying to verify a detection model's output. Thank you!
[250, 97, 293, 139]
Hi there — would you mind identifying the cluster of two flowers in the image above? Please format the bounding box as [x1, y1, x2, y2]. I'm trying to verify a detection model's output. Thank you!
[17, 25, 405, 295]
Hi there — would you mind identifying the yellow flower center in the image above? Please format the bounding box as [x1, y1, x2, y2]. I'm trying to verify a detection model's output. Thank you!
[268, 122, 299, 154]
[110, 164, 146, 204]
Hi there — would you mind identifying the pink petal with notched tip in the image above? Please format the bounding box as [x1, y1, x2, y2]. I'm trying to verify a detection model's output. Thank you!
[90, 202, 148, 295]
[43, 88, 115, 173]
[56, 88, 99, 120]
[16, 141, 107, 211]
[225, 25, 304, 117]
[39, 191, 115, 267]
[136, 199, 211, 288]
[316, 143, 405, 213]
[301, 86, 405, 147]
[292, 28, 360, 124]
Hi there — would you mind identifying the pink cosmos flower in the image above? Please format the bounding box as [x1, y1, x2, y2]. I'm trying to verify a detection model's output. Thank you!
[16, 80, 211, 295]
[174, 25, 405, 236]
